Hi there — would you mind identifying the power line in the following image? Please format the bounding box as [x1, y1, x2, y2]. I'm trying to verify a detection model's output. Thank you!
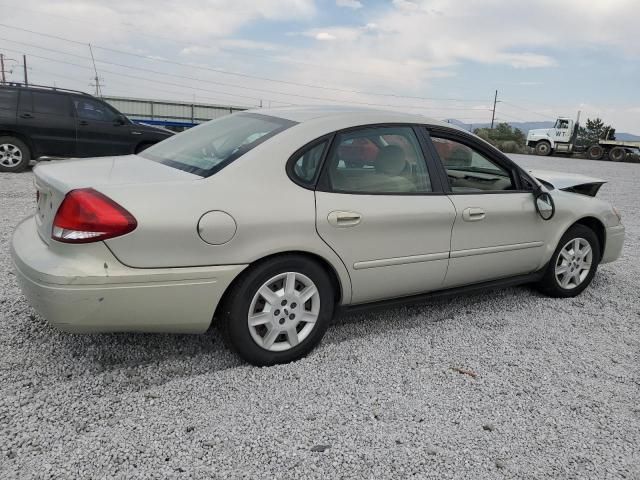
[499, 100, 554, 120]
[0, 23, 491, 105]
[0, 43, 495, 115]
[0, 37, 493, 112]
[0, 1, 402, 81]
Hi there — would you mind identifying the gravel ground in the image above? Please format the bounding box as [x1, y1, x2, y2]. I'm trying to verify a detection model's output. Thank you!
[1, 154, 638, 479]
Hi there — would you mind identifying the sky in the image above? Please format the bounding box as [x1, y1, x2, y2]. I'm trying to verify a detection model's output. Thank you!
[0, 0, 639, 133]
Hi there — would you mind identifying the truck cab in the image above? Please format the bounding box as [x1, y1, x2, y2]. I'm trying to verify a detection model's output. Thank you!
[526, 117, 575, 156]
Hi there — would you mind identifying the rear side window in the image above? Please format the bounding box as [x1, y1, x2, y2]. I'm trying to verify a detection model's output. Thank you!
[291, 141, 327, 185]
[32, 92, 71, 116]
[140, 113, 296, 177]
[325, 126, 432, 194]
[0, 89, 17, 112]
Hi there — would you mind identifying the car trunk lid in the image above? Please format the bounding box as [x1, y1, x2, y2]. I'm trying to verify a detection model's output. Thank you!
[33, 155, 199, 244]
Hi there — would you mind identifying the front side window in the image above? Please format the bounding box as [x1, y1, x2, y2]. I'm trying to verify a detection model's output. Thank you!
[325, 126, 432, 194]
[32, 92, 70, 116]
[140, 113, 295, 177]
[74, 97, 117, 122]
[431, 137, 515, 192]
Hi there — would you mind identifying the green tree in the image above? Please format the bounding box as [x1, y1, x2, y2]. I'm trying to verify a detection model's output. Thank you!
[577, 118, 616, 146]
[474, 123, 526, 153]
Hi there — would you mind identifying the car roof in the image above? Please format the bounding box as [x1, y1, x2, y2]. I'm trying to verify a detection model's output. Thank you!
[247, 105, 459, 129]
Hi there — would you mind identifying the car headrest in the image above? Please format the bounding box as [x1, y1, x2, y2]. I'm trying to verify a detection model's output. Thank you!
[375, 145, 407, 176]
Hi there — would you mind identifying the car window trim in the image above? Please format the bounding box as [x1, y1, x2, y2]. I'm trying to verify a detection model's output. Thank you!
[315, 123, 446, 196]
[425, 126, 537, 194]
[286, 133, 334, 189]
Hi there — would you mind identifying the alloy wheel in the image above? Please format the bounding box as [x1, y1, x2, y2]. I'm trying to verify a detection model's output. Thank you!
[0, 143, 23, 168]
[247, 271, 320, 352]
[555, 238, 593, 289]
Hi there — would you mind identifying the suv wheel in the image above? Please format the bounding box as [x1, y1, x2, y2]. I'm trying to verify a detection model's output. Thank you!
[219, 255, 335, 366]
[536, 224, 600, 298]
[0, 136, 31, 172]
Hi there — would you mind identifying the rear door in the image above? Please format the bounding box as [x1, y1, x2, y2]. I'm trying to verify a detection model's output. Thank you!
[73, 95, 133, 157]
[426, 129, 548, 287]
[0, 88, 18, 128]
[314, 125, 456, 304]
[17, 90, 76, 157]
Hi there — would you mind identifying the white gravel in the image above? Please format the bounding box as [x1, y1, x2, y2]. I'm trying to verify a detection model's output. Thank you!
[1, 154, 639, 479]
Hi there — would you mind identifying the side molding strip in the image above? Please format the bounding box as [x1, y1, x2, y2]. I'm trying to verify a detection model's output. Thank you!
[354, 251, 449, 270]
[450, 241, 544, 259]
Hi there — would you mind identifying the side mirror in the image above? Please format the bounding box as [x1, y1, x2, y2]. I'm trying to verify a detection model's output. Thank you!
[534, 188, 555, 220]
[113, 115, 127, 126]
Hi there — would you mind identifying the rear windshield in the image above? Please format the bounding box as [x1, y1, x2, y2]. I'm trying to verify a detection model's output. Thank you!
[140, 112, 296, 177]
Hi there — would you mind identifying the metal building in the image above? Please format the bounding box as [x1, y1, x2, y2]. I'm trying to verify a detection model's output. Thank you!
[103, 96, 246, 131]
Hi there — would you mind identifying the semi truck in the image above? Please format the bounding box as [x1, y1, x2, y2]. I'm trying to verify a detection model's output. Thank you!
[526, 114, 640, 161]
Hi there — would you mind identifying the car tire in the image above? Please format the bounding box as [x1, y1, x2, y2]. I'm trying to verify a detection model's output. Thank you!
[608, 147, 627, 162]
[535, 141, 552, 156]
[0, 136, 31, 173]
[218, 255, 335, 366]
[586, 145, 604, 160]
[536, 224, 600, 298]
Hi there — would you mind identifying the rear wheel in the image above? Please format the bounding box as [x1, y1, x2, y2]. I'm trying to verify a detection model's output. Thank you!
[536, 224, 600, 298]
[0, 136, 30, 172]
[535, 141, 552, 156]
[218, 255, 335, 366]
[608, 147, 627, 162]
[586, 145, 604, 160]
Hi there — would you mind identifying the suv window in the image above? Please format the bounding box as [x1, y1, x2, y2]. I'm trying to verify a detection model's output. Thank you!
[431, 137, 515, 192]
[326, 126, 432, 194]
[292, 140, 327, 185]
[0, 89, 18, 112]
[32, 92, 71, 116]
[140, 113, 295, 177]
[74, 97, 117, 122]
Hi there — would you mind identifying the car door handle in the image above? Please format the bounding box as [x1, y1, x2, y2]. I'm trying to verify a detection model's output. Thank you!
[19, 113, 33, 119]
[79, 120, 89, 126]
[462, 207, 486, 222]
[327, 211, 362, 227]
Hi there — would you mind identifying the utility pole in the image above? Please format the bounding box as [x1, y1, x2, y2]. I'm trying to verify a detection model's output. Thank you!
[88, 43, 102, 97]
[22, 54, 28, 86]
[0, 54, 5, 84]
[490, 89, 498, 129]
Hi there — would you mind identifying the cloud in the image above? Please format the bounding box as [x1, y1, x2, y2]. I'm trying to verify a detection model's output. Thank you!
[336, 0, 363, 9]
[315, 32, 337, 41]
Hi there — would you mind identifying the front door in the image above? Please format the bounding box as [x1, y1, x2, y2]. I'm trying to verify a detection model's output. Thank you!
[428, 134, 547, 287]
[73, 96, 133, 157]
[315, 125, 456, 304]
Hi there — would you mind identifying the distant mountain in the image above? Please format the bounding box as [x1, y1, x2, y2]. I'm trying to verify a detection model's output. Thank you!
[444, 119, 639, 141]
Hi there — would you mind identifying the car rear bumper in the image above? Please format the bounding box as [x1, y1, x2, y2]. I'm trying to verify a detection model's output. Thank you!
[11, 216, 247, 333]
[602, 224, 625, 264]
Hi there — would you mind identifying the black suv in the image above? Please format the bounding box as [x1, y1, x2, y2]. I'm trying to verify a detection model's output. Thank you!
[0, 84, 173, 172]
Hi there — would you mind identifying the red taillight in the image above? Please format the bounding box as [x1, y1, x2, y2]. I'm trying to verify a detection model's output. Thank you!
[52, 188, 137, 243]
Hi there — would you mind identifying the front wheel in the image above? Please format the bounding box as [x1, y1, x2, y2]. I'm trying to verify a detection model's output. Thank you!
[535, 141, 552, 156]
[536, 225, 600, 298]
[219, 255, 335, 366]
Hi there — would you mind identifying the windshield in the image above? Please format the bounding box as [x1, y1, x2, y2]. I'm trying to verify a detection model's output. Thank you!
[140, 112, 296, 177]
